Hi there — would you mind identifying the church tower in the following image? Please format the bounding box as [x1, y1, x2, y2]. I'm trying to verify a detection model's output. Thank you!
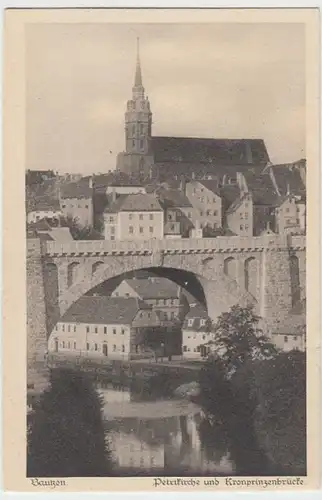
[124, 38, 152, 155]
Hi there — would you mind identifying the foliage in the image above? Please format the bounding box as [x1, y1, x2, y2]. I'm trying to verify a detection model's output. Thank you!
[209, 304, 278, 373]
[60, 215, 103, 240]
[27, 368, 113, 477]
[252, 350, 306, 474]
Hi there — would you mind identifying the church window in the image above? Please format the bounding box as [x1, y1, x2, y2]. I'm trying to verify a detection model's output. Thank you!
[129, 226, 133, 234]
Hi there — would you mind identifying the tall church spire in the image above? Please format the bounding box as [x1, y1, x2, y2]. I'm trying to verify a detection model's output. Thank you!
[134, 37, 143, 87]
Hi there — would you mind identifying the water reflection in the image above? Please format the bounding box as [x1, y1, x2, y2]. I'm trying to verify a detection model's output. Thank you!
[95, 379, 234, 475]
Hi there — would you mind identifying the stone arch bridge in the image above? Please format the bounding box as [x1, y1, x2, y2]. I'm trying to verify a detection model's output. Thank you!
[27, 233, 306, 379]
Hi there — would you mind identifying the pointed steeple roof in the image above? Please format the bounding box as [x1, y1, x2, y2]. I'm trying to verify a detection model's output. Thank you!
[134, 37, 143, 88]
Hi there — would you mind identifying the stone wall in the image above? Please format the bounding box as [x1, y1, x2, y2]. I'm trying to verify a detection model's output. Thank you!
[27, 238, 49, 392]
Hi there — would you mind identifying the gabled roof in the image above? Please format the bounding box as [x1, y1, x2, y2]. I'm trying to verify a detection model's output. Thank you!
[151, 136, 270, 165]
[158, 188, 193, 208]
[60, 182, 93, 200]
[183, 304, 209, 330]
[270, 165, 306, 197]
[120, 277, 180, 300]
[243, 170, 279, 206]
[59, 296, 150, 325]
[105, 193, 162, 213]
[196, 179, 221, 196]
[226, 193, 251, 214]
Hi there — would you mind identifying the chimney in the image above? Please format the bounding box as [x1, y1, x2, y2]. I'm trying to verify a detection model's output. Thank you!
[179, 175, 186, 194]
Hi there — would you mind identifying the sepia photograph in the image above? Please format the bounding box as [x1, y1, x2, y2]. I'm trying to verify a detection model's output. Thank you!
[3, 7, 321, 492]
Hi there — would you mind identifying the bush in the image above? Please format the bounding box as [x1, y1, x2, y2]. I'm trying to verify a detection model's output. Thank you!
[27, 368, 113, 477]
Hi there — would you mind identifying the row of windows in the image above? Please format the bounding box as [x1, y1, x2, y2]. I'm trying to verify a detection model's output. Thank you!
[187, 318, 206, 327]
[129, 226, 154, 234]
[131, 139, 144, 149]
[239, 212, 249, 219]
[61, 203, 90, 209]
[240, 224, 249, 230]
[56, 324, 127, 335]
[58, 341, 127, 352]
[186, 334, 207, 341]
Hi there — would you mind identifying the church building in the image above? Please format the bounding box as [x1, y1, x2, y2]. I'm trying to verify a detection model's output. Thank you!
[116, 39, 271, 184]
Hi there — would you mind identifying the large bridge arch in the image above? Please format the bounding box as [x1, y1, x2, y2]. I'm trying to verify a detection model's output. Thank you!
[56, 256, 257, 328]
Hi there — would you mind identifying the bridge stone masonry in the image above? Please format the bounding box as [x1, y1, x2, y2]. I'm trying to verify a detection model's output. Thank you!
[27, 233, 305, 390]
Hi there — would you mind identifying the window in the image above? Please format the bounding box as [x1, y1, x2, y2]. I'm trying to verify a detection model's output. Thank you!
[149, 226, 153, 233]
[139, 227, 143, 233]
[284, 336, 288, 343]
[129, 226, 133, 234]
[113, 328, 116, 335]
[121, 329, 125, 335]
[240, 213, 244, 219]
[62, 204, 66, 208]
[139, 214, 143, 220]
[74, 342, 76, 349]
[94, 343, 98, 351]
[111, 226, 115, 234]
[188, 318, 194, 326]
[132, 140, 135, 147]
[62, 341, 65, 348]
[94, 327, 98, 334]
[149, 213, 154, 220]
[67, 341, 71, 349]
[140, 139, 144, 149]
[74, 325, 76, 332]
[245, 225, 249, 230]
[86, 343, 90, 350]
[85, 205, 89, 209]
[109, 216, 114, 223]
[200, 319, 206, 326]
[206, 210, 210, 216]
[140, 123, 144, 133]
[197, 346, 201, 352]
[111, 236, 115, 241]
[293, 336, 297, 341]
[55, 325, 58, 331]
[170, 224, 175, 231]
[213, 210, 218, 216]
[104, 326, 107, 334]
[67, 325, 70, 332]
[201, 197, 204, 203]
[122, 345, 125, 352]
[286, 207, 290, 213]
[213, 198, 216, 203]
[86, 326, 90, 333]
[296, 206, 300, 212]
[113, 345, 116, 352]
[129, 213, 133, 220]
[213, 223, 218, 229]
[183, 345, 187, 352]
[202, 335, 206, 340]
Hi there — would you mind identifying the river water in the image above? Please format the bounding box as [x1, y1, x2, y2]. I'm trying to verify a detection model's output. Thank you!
[94, 379, 235, 475]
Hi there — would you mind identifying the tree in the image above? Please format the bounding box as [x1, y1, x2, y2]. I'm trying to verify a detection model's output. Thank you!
[27, 368, 113, 477]
[60, 215, 103, 240]
[209, 305, 278, 374]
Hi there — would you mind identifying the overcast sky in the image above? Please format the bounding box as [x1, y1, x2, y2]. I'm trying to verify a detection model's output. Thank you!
[26, 22, 305, 174]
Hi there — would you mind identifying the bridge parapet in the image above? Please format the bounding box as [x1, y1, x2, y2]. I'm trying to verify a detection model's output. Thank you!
[44, 234, 306, 257]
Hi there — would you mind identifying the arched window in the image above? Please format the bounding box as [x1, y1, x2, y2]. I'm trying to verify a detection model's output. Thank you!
[244, 257, 257, 297]
[67, 262, 79, 288]
[224, 257, 236, 281]
[290, 254, 301, 307]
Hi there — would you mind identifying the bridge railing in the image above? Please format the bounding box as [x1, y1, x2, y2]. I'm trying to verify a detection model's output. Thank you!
[43, 233, 305, 256]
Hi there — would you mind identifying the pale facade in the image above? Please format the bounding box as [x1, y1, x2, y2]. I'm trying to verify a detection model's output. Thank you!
[271, 332, 305, 352]
[225, 193, 253, 236]
[27, 208, 62, 224]
[60, 196, 93, 228]
[103, 193, 164, 241]
[185, 180, 222, 230]
[274, 196, 301, 234]
[181, 304, 214, 359]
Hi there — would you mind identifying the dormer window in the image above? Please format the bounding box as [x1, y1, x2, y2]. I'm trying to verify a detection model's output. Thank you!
[188, 318, 194, 326]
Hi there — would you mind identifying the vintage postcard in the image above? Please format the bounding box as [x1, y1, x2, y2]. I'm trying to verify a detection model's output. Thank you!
[3, 7, 321, 493]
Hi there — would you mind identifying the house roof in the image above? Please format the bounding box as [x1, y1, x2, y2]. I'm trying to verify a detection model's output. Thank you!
[60, 182, 93, 200]
[105, 193, 162, 213]
[158, 188, 193, 208]
[195, 179, 221, 196]
[151, 136, 270, 165]
[270, 165, 306, 197]
[220, 185, 241, 209]
[183, 304, 209, 330]
[120, 277, 180, 300]
[226, 193, 251, 214]
[243, 170, 279, 206]
[93, 171, 143, 188]
[27, 196, 61, 213]
[60, 296, 151, 325]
